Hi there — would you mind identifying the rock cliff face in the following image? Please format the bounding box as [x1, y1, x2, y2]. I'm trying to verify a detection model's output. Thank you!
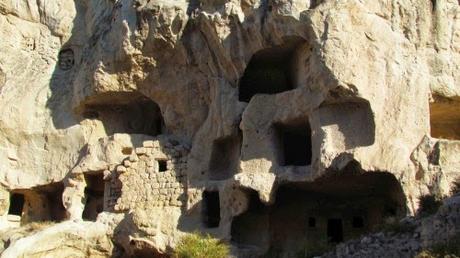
[0, 0, 459, 257]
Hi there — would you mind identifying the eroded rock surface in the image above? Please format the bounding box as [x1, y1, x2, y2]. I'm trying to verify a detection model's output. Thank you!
[0, 0, 459, 257]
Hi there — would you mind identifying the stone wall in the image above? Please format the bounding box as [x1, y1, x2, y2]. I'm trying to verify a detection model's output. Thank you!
[113, 140, 188, 211]
[79, 137, 191, 213]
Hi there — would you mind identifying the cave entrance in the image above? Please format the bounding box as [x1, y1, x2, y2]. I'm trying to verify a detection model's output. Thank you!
[327, 219, 343, 243]
[8, 193, 25, 216]
[7, 183, 67, 224]
[83, 173, 105, 221]
[238, 39, 305, 102]
[202, 191, 221, 228]
[274, 120, 312, 166]
[231, 170, 406, 256]
[430, 97, 460, 140]
[208, 133, 242, 180]
[82, 93, 164, 137]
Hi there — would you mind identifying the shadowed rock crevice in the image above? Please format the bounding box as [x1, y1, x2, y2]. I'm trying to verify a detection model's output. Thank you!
[82, 172, 105, 221]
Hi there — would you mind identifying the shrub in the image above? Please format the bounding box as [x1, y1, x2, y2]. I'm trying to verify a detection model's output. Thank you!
[429, 233, 460, 257]
[413, 250, 433, 258]
[174, 232, 230, 258]
[451, 178, 460, 196]
[414, 233, 460, 258]
[24, 221, 55, 233]
[418, 195, 442, 217]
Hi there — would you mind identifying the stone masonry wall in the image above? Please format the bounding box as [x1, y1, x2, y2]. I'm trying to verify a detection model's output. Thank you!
[105, 138, 189, 212]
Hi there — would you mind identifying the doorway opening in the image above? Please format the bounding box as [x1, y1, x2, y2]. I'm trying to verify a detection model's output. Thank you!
[202, 191, 220, 228]
[8, 193, 25, 216]
[327, 219, 343, 243]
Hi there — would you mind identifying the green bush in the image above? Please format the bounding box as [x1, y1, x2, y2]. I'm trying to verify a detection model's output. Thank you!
[174, 232, 230, 258]
[418, 195, 442, 217]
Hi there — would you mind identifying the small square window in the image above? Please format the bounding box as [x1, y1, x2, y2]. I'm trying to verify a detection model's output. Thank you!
[308, 217, 316, 227]
[158, 160, 167, 172]
[352, 216, 364, 228]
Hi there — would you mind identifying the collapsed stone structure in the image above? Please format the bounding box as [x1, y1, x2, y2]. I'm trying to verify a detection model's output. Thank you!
[0, 0, 459, 257]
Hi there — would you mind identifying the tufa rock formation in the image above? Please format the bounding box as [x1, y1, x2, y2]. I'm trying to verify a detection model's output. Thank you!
[0, 0, 459, 257]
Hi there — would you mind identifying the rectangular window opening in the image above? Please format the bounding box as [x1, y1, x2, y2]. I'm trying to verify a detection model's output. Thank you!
[274, 121, 312, 166]
[308, 217, 316, 228]
[352, 216, 364, 228]
[158, 160, 168, 172]
[8, 193, 25, 216]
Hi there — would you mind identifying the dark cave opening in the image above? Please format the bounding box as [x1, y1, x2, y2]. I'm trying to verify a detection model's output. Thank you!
[8, 184, 68, 224]
[231, 171, 407, 256]
[83, 173, 105, 221]
[82, 93, 164, 137]
[308, 217, 316, 228]
[352, 216, 364, 228]
[157, 160, 168, 172]
[238, 39, 304, 102]
[274, 120, 312, 166]
[327, 218, 343, 243]
[8, 193, 25, 216]
[202, 191, 221, 228]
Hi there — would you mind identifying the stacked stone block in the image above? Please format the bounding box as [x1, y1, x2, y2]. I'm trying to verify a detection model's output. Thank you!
[104, 137, 189, 211]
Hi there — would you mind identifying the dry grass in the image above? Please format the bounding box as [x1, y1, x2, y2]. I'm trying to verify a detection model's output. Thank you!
[414, 233, 460, 258]
[174, 232, 230, 258]
[23, 221, 55, 233]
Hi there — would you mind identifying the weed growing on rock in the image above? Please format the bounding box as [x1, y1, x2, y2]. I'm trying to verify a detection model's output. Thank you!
[418, 195, 443, 217]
